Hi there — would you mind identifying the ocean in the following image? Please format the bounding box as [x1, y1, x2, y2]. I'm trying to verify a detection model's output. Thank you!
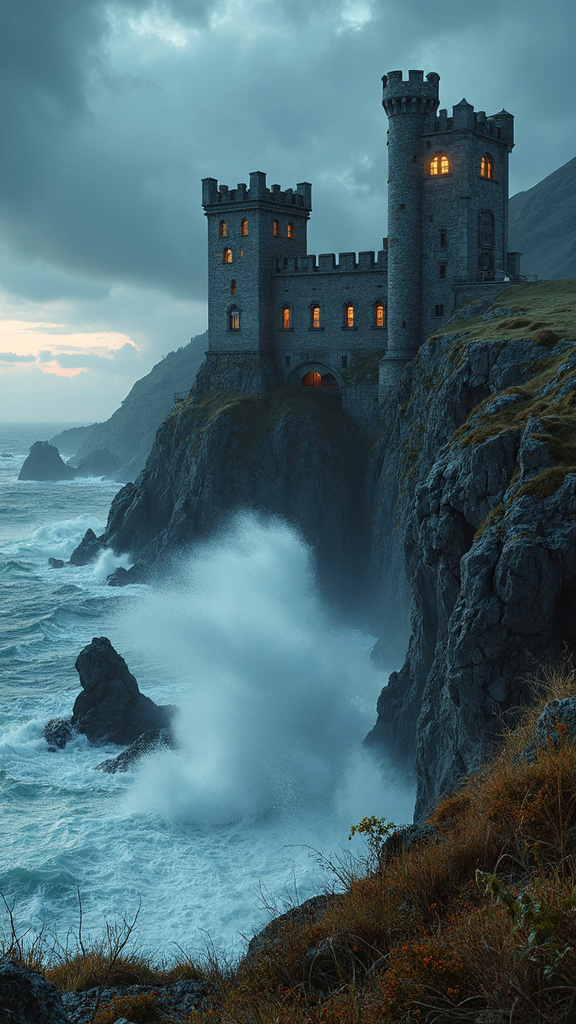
[0, 422, 413, 961]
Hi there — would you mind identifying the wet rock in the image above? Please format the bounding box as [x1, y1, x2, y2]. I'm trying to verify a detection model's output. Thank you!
[0, 958, 70, 1024]
[69, 528, 106, 567]
[0, 452, 14, 458]
[18, 440, 76, 481]
[44, 718, 74, 750]
[48, 557, 66, 569]
[62, 979, 210, 1023]
[73, 448, 122, 479]
[71, 637, 176, 745]
[95, 727, 175, 772]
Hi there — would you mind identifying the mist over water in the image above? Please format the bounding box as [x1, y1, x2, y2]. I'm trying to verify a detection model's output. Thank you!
[120, 514, 411, 828]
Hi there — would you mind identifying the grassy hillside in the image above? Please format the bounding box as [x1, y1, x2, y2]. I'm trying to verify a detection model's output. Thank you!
[509, 158, 576, 280]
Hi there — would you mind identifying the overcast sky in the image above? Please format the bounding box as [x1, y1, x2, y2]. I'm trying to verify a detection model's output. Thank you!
[0, 0, 574, 422]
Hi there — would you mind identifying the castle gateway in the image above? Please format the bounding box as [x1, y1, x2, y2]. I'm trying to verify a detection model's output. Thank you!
[200, 71, 519, 420]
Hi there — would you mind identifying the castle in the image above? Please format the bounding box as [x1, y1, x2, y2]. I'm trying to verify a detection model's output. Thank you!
[199, 70, 520, 420]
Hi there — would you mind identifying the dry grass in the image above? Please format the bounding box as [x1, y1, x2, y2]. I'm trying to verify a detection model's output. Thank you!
[432, 279, 576, 346]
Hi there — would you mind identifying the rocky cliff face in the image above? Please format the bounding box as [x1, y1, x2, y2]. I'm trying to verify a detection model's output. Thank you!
[367, 280, 576, 816]
[78, 280, 576, 820]
[96, 387, 369, 609]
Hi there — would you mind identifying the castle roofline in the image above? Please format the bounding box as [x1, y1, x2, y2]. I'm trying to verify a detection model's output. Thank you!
[202, 171, 312, 211]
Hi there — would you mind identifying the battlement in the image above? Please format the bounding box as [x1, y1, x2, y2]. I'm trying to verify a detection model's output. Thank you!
[274, 250, 388, 274]
[382, 70, 440, 115]
[202, 171, 312, 211]
[431, 102, 514, 146]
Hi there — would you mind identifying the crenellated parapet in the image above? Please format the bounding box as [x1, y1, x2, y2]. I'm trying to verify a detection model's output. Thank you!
[432, 102, 514, 147]
[274, 250, 388, 274]
[382, 69, 440, 116]
[202, 171, 312, 211]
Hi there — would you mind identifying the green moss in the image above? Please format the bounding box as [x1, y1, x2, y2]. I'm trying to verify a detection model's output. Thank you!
[435, 279, 576, 346]
[515, 465, 576, 501]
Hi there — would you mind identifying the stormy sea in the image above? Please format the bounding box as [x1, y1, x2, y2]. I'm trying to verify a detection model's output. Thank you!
[0, 423, 413, 959]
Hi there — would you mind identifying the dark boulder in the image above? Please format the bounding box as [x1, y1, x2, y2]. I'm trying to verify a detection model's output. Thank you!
[69, 528, 106, 566]
[247, 895, 333, 958]
[48, 557, 66, 569]
[74, 448, 122, 479]
[95, 727, 175, 772]
[71, 637, 176, 745]
[44, 718, 74, 750]
[517, 694, 576, 764]
[18, 440, 76, 482]
[0, 959, 70, 1024]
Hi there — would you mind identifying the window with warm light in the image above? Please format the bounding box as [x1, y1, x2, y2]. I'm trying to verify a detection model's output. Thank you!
[375, 303, 385, 328]
[282, 307, 291, 329]
[287, 223, 295, 239]
[219, 221, 227, 237]
[223, 248, 232, 264]
[430, 154, 450, 176]
[240, 218, 249, 236]
[480, 155, 494, 180]
[311, 305, 320, 329]
[272, 220, 279, 237]
[302, 371, 322, 388]
[345, 303, 354, 328]
[229, 307, 240, 330]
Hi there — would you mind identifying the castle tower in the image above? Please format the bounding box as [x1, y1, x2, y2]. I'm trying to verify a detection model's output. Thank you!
[381, 70, 440, 384]
[201, 172, 312, 387]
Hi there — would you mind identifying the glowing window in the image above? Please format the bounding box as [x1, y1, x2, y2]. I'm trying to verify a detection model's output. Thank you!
[229, 307, 240, 330]
[480, 155, 494, 180]
[223, 248, 232, 264]
[272, 220, 279, 237]
[230, 279, 236, 296]
[287, 223, 295, 239]
[219, 221, 227, 237]
[282, 307, 291, 329]
[345, 303, 354, 328]
[302, 371, 322, 388]
[430, 154, 450, 176]
[311, 305, 320, 329]
[240, 218, 249, 236]
[375, 302, 385, 328]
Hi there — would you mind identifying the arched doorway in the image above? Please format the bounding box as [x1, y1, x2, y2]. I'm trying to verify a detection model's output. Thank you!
[302, 371, 322, 388]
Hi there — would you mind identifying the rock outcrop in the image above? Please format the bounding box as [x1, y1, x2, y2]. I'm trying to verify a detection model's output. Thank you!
[73, 448, 122, 479]
[71, 637, 175, 745]
[18, 440, 75, 481]
[95, 727, 175, 772]
[0, 959, 70, 1024]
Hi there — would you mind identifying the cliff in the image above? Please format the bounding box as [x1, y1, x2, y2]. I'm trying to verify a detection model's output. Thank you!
[79, 280, 576, 818]
[509, 157, 576, 280]
[51, 332, 206, 480]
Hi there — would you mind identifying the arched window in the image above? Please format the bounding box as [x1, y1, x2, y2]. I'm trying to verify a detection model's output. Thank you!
[311, 305, 320, 329]
[345, 303, 354, 328]
[223, 248, 232, 264]
[480, 155, 494, 180]
[429, 154, 450, 176]
[287, 223, 295, 239]
[302, 371, 322, 388]
[272, 220, 279, 237]
[240, 218, 249, 236]
[219, 221, 227, 237]
[374, 302, 386, 329]
[229, 306, 240, 330]
[230, 280, 236, 296]
[282, 306, 291, 329]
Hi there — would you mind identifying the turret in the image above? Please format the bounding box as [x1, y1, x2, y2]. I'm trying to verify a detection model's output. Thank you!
[381, 71, 440, 384]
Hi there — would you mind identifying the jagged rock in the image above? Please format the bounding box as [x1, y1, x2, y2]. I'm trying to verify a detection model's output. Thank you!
[18, 440, 76, 481]
[73, 448, 122, 479]
[0, 958, 70, 1024]
[71, 637, 176, 745]
[517, 695, 576, 764]
[95, 727, 175, 772]
[48, 557, 66, 569]
[62, 979, 210, 1022]
[247, 895, 333, 958]
[69, 528, 106, 566]
[44, 718, 74, 750]
[0, 452, 13, 458]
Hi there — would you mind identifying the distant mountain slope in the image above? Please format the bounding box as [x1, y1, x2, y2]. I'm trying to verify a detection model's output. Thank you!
[51, 332, 206, 480]
[509, 157, 576, 280]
